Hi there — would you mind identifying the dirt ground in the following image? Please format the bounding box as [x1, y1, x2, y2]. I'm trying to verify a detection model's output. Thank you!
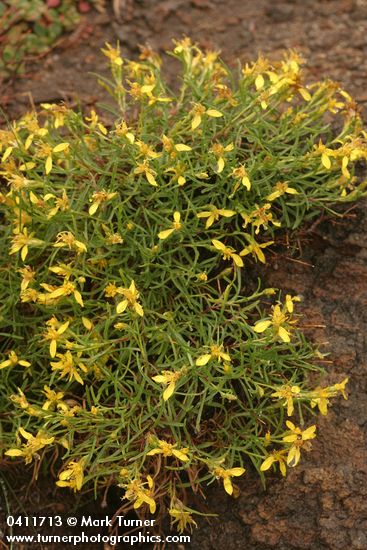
[1, 1, 367, 549]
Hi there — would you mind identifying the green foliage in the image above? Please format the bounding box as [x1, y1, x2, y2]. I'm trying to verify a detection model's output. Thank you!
[0, 40, 363, 530]
[0, 0, 87, 78]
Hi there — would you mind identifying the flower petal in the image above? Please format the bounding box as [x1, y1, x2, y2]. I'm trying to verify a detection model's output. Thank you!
[321, 153, 331, 169]
[302, 425, 316, 440]
[163, 383, 175, 401]
[158, 228, 175, 240]
[278, 326, 291, 342]
[223, 477, 233, 495]
[260, 456, 275, 471]
[287, 445, 300, 467]
[206, 109, 223, 118]
[175, 144, 192, 152]
[196, 354, 211, 366]
[253, 320, 272, 333]
[116, 300, 128, 314]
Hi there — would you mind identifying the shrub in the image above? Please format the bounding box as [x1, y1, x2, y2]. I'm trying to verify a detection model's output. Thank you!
[0, 39, 365, 531]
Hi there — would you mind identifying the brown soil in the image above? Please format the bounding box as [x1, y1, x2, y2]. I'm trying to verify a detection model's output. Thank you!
[1, 1, 367, 549]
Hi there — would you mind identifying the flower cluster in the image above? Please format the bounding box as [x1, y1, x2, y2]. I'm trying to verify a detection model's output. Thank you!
[0, 39, 362, 531]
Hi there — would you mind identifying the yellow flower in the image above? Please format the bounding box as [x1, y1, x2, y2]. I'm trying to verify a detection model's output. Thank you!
[5, 427, 54, 464]
[41, 280, 84, 307]
[260, 450, 288, 476]
[315, 140, 335, 170]
[59, 405, 81, 424]
[128, 75, 171, 106]
[209, 142, 234, 173]
[18, 113, 48, 149]
[18, 265, 36, 291]
[197, 206, 236, 229]
[285, 294, 301, 313]
[214, 83, 238, 106]
[196, 344, 231, 366]
[11, 399, 40, 418]
[28, 190, 47, 209]
[128, 80, 154, 101]
[42, 318, 70, 358]
[123, 475, 156, 514]
[309, 387, 331, 415]
[42, 386, 67, 411]
[212, 239, 243, 267]
[152, 368, 186, 401]
[266, 181, 299, 201]
[0, 350, 30, 370]
[169, 498, 197, 533]
[197, 272, 208, 282]
[191, 104, 223, 130]
[158, 211, 182, 240]
[38, 142, 69, 175]
[116, 280, 144, 317]
[20, 288, 40, 303]
[48, 262, 73, 279]
[241, 203, 280, 234]
[44, 190, 69, 219]
[101, 42, 123, 66]
[114, 322, 128, 331]
[9, 228, 43, 261]
[88, 190, 118, 215]
[147, 439, 190, 462]
[41, 103, 68, 128]
[165, 163, 187, 186]
[125, 59, 145, 77]
[50, 351, 88, 385]
[264, 288, 277, 296]
[115, 120, 135, 143]
[162, 135, 192, 157]
[56, 459, 85, 492]
[253, 303, 293, 342]
[309, 377, 349, 415]
[103, 230, 123, 245]
[105, 282, 120, 298]
[173, 36, 192, 55]
[231, 164, 251, 191]
[53, 231, 87, 254]
[119, 468, 130, 479]
[134, 160, 158, 187]
[282, 421, 316, 467]
[330, 377, 349, 399]
[10, 388, 29, 410]
[4, 173, 30, 192]
[85, 110, 108, 135]
[242, 55, 270, 78]
[135, 140, 161, 160]
[271, 385, 301, 416]
[239, 234, 274, 264]
[212, 464, 246, 495]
